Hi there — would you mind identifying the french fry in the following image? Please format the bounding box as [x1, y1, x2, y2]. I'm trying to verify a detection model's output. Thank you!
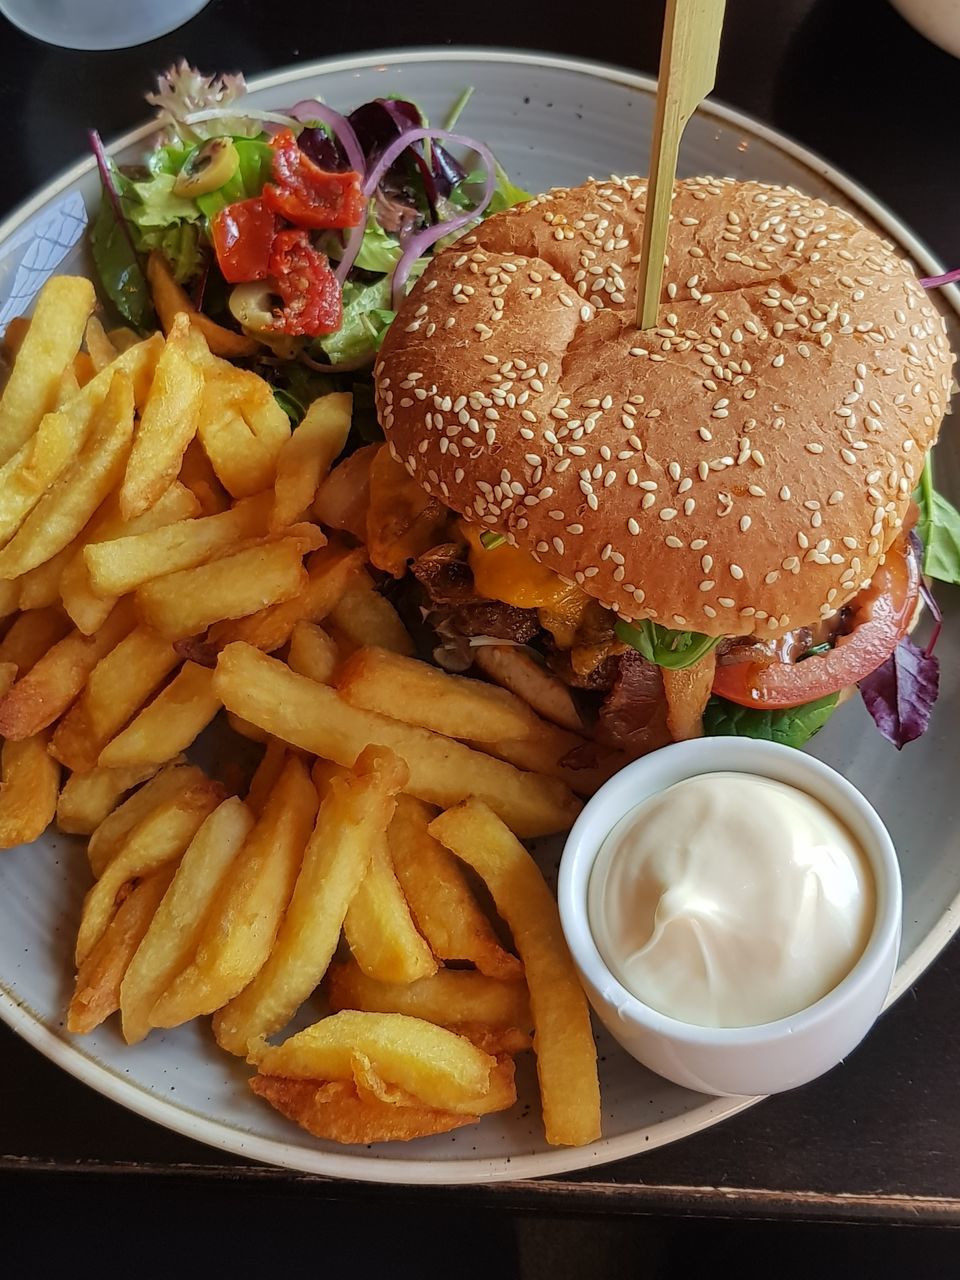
[86, 762, 207, 877]
[72, 353, 95, 388]
[252, 1011, 500, 1115]
[16, 539, 78, 611]
[0, 579, 18, 620]
[0, 662, 15, 697]
[0, 598, 135, 740]
[212, 747, 406, 1057]
[97, 662, 220, 769]
[85, 491, 273, 597]
[343, 832, 436, 986]
[472, 645, 586, 734]
[388, 795, 521, 980]
[147, 251, 258, 358]
[350, 1049, 516, 1118]
[0, 607, 71, 673]
[475, 732, 631, 798]
[119, 797, 254, 1044]
[328, 571, 414, 657]
[1, 315, 30, 360]
[59, 482, 201, 635]
[107, 327, 140, 354]
[49, 626, 180, 771]
[84, 316, 118, 373]
[0, 276, 95, 465]
[226, 711, 271, 745]
[206, 543, 364, 653]
[149, 756, 317, 1028]
[338, 646, 535, 742]
[0, 733, 60, 848]
[0, 370, 135, 580]
[135, 539, 312, 641]
[313, 442, 376, 539]
[286, 620, 339, 684]
[429, 800, 601, 1147]
[197, 360, 290, 499]
[67, 868, 174, 1035]
[271, 391, 352, 530]
[213, 644, 581, 838]
[178, 437, 231, 515]
[75, 774, 224, 964]
[56, 759, 179, 836]
[0, 401, 91, 546]
[245, 740, 287, 816]
[119, 315, 205, 520]
[327, 961, 532, 1036]
[249, 1076, 478, 1144]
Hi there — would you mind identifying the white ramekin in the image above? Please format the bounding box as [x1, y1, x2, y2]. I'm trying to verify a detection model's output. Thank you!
[557, 738, 903, 1097]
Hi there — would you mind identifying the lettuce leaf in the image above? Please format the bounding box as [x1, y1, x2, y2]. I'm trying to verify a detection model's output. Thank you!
[915, 457, 960, 585]
[194, 138, 274, 217]
[318, 276, 395, 365]
[702, 693, 839, 748]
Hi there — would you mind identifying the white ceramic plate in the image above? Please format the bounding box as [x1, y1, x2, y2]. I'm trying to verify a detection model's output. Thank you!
[1, 49, 957, 1186]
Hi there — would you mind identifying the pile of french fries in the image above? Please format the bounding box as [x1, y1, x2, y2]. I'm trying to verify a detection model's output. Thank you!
[0, 275, 602, 1148]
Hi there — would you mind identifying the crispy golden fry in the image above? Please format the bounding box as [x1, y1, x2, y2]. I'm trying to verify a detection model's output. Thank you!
[85, 491, 273, 597]
[120, 797, 254, 1044]
[0, 598, 135, 740]
[350, 1045, 517, 1117]
[67, 868, 173, 1035]
[16, 540, 77, 611]
[213, 644, 581, 838]
[343, 833, 436, 986]
[83, 316, 118, 373]
[0, 276, 95, 465]
[387, 795, 521, 980]
[365, 444, 449, 578]
[312, 442, 376, 540]
[338, 646, 534, 743]
[0, 579, 18, 620]
[149, 756, 317, 1028]
[249, 1075, 477, 1144]
[97, 662, 220, 769]
[0, 370, 135, 580]
[253, 1011, 500, 1114]
[135, 539, 312, 641]
[49, 627, 180, 771]
[327, 961, 532, 1035]
[72, 352, 95, 388]
[286, 620, 339, 684]
[0, 607, 71, 673]
[0, 402, 90, 547]
[59, 483, 200, 635]
[271, 391, 352, 531]
[0, 662, 15, 697]
[75, 774, 224, 965]
[106, 327, 140, 354]
[328, 571, 413, 657]
[56, 759, 178, 836]
[119, 315, 204, 520]
[245, 740, 287, 816]
[196, 359, 290, 498]
[472, 645, 586, 734]
[0, 732, 60, 848]
[206, 542, 364, 654]
[147, 251, 257, 359]
[475, 733, 630, 799]
[178, 437, 231, 515]
[85, 762, 206, 877]
[212, 748, 406, 1057]
[429, 800, 601, 1147]
[1, 314, 30, 360]
[226, 711, 271, 745]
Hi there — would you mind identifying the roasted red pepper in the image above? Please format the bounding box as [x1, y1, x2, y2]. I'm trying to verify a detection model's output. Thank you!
[268, 229, 342, 336]
[264, 129, 365, 230]
[210, 197, 277, 283]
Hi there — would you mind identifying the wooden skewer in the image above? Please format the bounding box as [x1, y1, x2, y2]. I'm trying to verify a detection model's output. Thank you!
[636, 0, 727, 330]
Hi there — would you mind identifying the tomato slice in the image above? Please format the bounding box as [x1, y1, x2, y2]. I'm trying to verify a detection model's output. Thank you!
[268, 229, 342, 337]
[210, 197, 277, 284]
[712, 540, 920, 708]
[264, 129, 365, 230]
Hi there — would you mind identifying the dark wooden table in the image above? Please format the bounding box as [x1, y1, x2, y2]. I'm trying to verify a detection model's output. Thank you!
[2, 0, 960, 1231]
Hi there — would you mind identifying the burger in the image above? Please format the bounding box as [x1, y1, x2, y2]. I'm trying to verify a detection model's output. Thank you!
[369, 175, 955, 756]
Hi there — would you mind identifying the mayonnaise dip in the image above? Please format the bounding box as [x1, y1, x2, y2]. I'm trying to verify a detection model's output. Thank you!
[587, 772, 876, 1028]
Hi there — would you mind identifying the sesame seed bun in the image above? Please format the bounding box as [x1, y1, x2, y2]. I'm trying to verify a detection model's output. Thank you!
[374, 177, 954, 637]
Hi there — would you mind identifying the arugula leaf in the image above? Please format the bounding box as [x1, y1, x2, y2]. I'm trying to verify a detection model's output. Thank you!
[89, 189, 154, 329]
[859, 635, 939, 748]
[615, 619, 721, 670]
[915, 457, 960, 585]
[702, 693, 839, 749]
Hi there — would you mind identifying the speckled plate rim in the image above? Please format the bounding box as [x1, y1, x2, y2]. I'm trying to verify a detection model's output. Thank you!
[0, 46, 956, 1186]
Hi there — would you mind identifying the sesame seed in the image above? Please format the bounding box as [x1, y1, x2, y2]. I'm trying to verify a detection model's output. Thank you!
[730, 564, 744, 580]
[665, 535, 684, 549]
[659, 508, 678, 521]
[739, 516, 752, 532]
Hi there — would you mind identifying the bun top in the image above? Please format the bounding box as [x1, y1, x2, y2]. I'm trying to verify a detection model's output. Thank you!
[374, 177, 954, 637]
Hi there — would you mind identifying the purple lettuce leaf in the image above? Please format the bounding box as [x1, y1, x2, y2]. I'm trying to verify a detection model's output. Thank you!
[859, 635, 940, 749]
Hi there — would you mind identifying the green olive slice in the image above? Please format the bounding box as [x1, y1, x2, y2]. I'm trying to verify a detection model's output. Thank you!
[174, 138, 240, 198]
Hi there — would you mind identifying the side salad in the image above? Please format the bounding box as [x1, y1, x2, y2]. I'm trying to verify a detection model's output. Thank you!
[89, 62, 529, 416]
